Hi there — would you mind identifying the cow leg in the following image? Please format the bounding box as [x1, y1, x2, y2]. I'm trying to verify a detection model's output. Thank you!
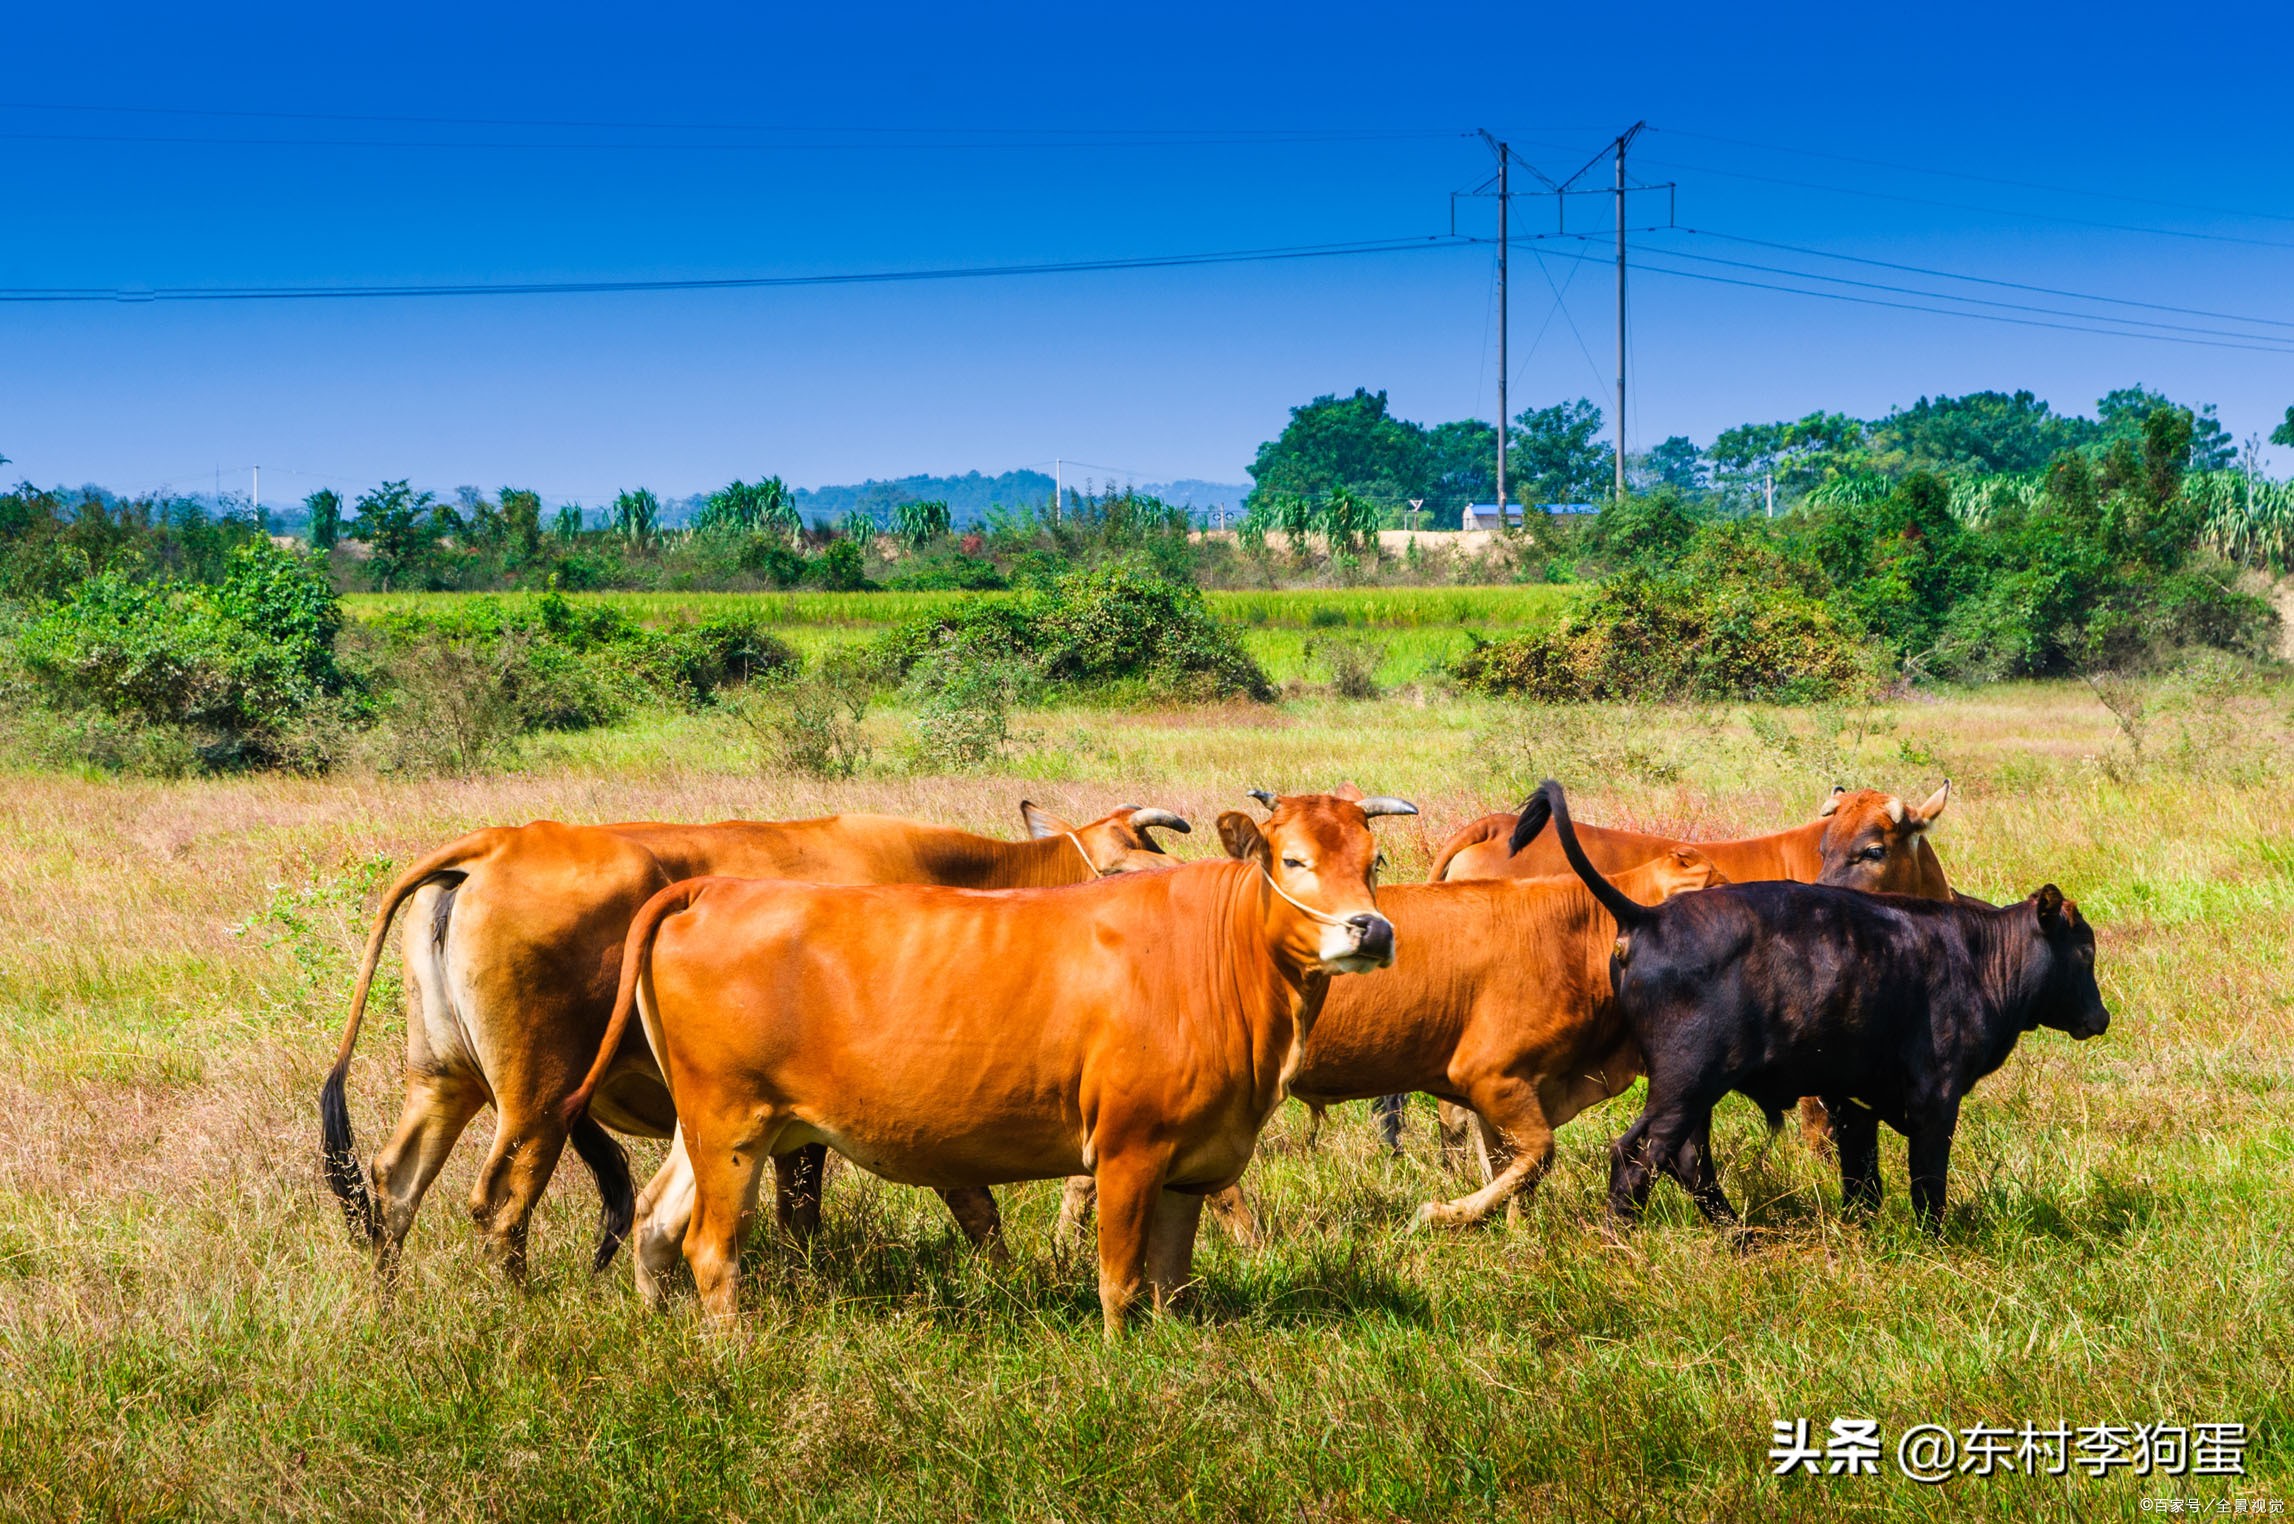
[773, 1144, 827, 1242]
[682, 1128, 772, 1328]
[1204, 1184, 1259, 1247]
[1145, 1190, 1207, 1313]
[1435, 1100, 1480, 1178]
[1057, 1175, 1098, 1245]
[1827, 1096, 1883, 1217]
[1413, 1081, 1554, 1229]
[1091, 1153, 1169, 1341]
[1906, 1101, 1961, 1235]
[1796, 1096, 1835, 1156]
[367, 1072, 487, 1274]
[1606, 1108, 1666, 1223]
[633, 1132, 696, 1307]
[467, 1107, 571, 1283]
[1371, 1094, 1406, 1153]
[1670, 1115, 1739, 1227]
[937, 1187, 1009, 1263]
[1299, 1102, 1324, 1152]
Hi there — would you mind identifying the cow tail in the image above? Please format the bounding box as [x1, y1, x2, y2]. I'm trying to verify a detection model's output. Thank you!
[560, 879, 702, 1132]
[567, 1115, 635, 1274]
[1540, 780, 1652, 932]
[1506, 790, 1556, 857]
[320, 834, 492, 1246]
[1426, 816, 1505, 882]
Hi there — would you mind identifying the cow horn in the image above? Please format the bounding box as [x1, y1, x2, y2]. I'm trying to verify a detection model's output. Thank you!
[1130, 808, 1192, 834]
[1356, 796, 1419, 819]
[1247, 789, 1279, 810]
[1817, 784, 1847, 818]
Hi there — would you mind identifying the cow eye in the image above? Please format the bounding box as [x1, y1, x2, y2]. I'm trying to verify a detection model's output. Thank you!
[1282, 856, 1307, 871]
[1860, 846, 1888, 861]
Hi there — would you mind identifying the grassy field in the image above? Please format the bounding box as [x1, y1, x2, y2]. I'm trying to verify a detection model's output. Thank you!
[0, 679, 2289, 1519]
[344, 585, 1581, 685]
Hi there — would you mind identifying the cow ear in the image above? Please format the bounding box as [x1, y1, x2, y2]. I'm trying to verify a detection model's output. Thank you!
[1218, 811, 1271, 869]
[1021, 801, 1073, 840]
[2033, 884, 2066, 929]
[1817, 785, 1847, 818]
[1330, 782, 1365, 802]
[1907, 779, 1951, 830]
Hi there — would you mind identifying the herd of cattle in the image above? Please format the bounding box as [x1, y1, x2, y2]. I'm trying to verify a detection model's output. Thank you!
[319, 779, 2109, 1338]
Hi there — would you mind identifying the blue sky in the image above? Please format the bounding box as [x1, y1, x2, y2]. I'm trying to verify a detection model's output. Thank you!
[5, 1, 2292, 507]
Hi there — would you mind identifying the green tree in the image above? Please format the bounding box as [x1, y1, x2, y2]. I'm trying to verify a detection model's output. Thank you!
[1641, 435, 1705, 492]
[1868, 390, 2097, 475]
[891, 499, 952, 547]
[1509, 399, 1614, 504]
[611, 488, 660, 550]
[1245, 388, 1429, 514]
[348, 480, 440, 591]
[1319, 486, 1380, 553]
[552, 504, 585, 541]
[696, 477, 799, 539]
[1424, 418, 1497, 513]
[2098, 386, 2236, 471]
[2271, 406, 2294, 449]
[304, 488, 343, 552]
[498, 488, 543, 558]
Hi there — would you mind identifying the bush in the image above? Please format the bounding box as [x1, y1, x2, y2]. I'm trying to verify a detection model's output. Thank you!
[15, 540, 351, 769]
[885, 552, 1009, 592]
[809, 540, 870, 591]
[1452, 569, 1875, 703]
[879, 562, 1272, 701]
[1306, 634, 1382, 698]
[730, 654, 874, 779]
[905, 649, 1032, 771]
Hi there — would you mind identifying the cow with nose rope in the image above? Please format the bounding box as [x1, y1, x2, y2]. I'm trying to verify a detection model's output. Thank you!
[561, 789, 1413, 1337]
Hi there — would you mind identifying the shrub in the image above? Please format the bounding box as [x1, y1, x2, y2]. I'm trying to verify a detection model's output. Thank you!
[879, 562, 1272, 701]
[886, 552, 1008, 592]
[15, 540, 351, 768]
[1306, 633, 1382, 699]
[905, 649, 1032, 771]
[809, 540, 870, 591]
[1452, 569, 1874, 703]
[731, 654, 874, 779]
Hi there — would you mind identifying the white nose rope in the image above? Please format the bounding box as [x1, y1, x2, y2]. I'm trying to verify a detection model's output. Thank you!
[1063, 831, 1115, 879]
[1256, 865, 1367, 928]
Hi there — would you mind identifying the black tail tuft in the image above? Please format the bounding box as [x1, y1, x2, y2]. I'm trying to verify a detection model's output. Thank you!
[320, 1066, 380, 1246]
[1507, 792, 1555, 856]
[568, 1115, 634, 1274]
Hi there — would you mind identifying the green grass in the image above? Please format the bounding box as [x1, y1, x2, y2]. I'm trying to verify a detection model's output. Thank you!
[0, 681, 2287, 1519]
[343, 585, 1581, 685]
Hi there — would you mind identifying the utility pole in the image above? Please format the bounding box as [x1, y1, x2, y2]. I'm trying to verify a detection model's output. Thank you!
[1053, 458, 1062, 526]
[1613, 122, 1645, 501]
[251, 465, 260, 527]
[1478, 130, 1509, 516]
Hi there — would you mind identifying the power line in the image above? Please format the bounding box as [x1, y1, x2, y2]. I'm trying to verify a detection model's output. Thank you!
[1629, 154, 2294, 252]
[1678, 229, 2294, 332]
[1646, 233, 2294, 346]
[1652, 126, 2294, 227]
[1617, 251, 2294, 355]
[0, 126, 1478, 155]
[0, 234, 1475, 304]
[0, 98, 1475, 143]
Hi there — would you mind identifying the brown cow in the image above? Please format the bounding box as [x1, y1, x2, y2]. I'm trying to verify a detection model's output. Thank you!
[1420, 783, 1954, 1155]
[562, 791, 1412, 1337]
[1430, 783, 1952, 895]
[1061, 847, 1726, 1238]
[319, 802, 1188, 1278]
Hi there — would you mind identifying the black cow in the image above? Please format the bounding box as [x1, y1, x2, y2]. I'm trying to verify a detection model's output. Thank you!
[1529, 779, 2110, 1232]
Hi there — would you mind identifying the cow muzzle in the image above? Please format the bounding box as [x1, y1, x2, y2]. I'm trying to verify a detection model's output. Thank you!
[1322, 912, 1395, 972]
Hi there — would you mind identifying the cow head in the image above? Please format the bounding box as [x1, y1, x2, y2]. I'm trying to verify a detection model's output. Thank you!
[1813, 782, 1952, 895]
[1021, 801, 1192, 876]
[1615, 845, 1729, 903]
[1219, 789, 1412, 974]
[2026, 885, 2110, 1040]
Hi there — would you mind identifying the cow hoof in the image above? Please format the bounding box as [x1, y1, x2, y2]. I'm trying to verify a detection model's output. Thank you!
[1411, 1201, 1474, 1231]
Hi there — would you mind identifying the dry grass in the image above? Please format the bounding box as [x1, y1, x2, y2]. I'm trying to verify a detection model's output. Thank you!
[0, 679, 2289, 1520]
